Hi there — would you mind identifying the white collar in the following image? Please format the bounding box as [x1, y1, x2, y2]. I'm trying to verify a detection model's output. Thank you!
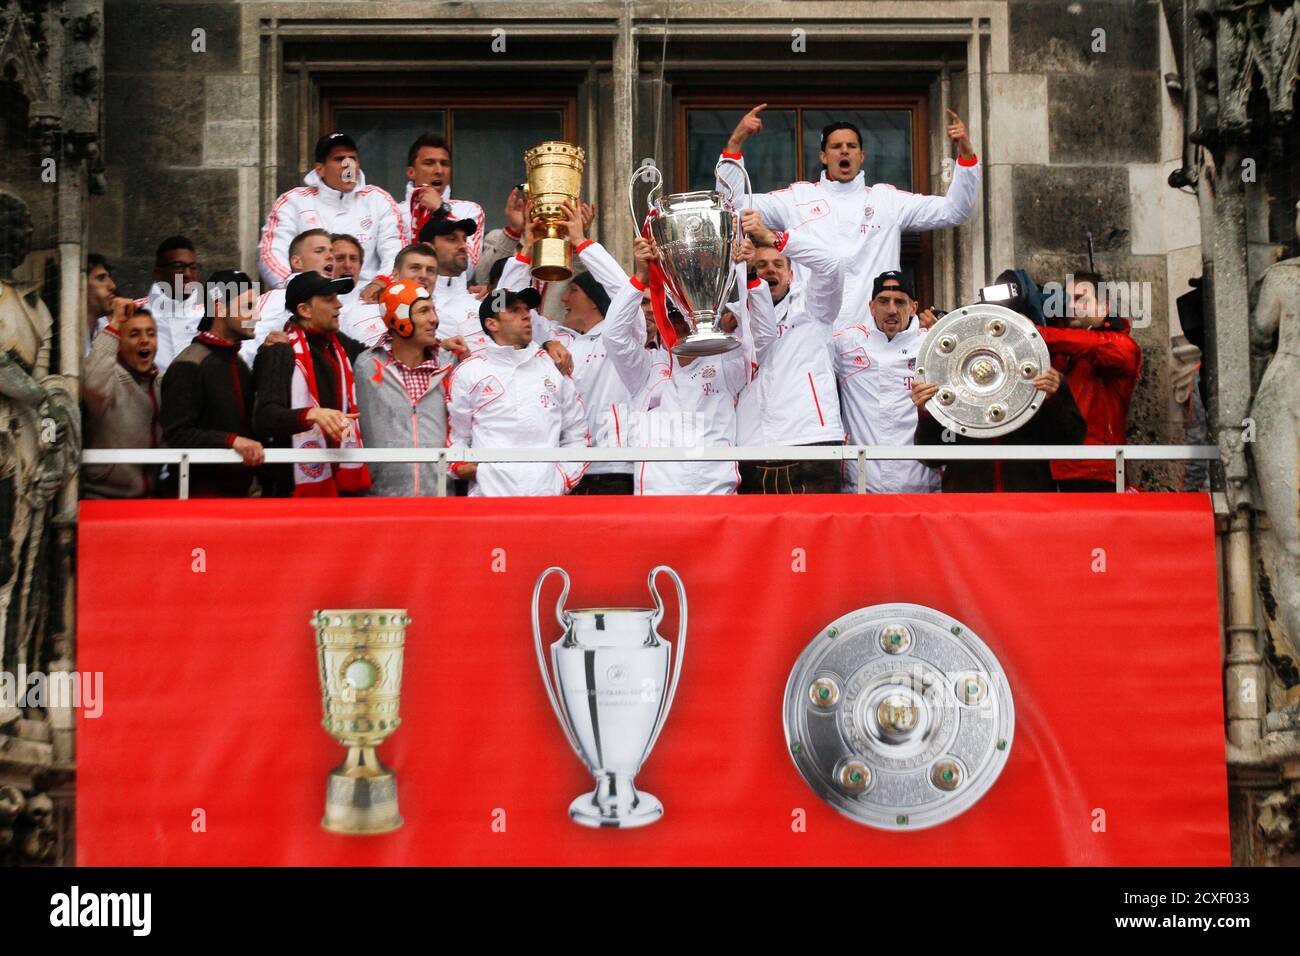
[819, 170, 866, 195]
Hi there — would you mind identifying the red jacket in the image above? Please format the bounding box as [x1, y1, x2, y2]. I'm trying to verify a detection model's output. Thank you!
[1041, 321, 1142, 484]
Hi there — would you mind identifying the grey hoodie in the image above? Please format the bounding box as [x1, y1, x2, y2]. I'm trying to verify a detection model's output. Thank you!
[354, 343, 451, 497]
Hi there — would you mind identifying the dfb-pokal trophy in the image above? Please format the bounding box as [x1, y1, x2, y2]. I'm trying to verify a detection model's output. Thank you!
[313, 609, 409, 835]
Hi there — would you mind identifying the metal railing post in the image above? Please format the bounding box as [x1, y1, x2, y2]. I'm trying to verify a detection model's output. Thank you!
[178, 454, 190, 500]
[436, 450, 448, 497]
[856, 448, 867, 494]
[1114, 449, 1125, 493]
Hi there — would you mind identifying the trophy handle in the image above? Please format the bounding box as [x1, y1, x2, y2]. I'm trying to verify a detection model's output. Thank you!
[715, 156, 753, 214]
[645, 565, 687, 757]
[531, 567, 584, 761]
[628, 162, 663, 235]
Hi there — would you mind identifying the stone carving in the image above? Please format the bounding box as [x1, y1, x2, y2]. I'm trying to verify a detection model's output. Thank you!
[1249, 200, 1300, 666]
[0, 190, 80, 682]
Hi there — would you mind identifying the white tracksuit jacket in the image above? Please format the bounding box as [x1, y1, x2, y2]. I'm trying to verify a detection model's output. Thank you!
[432, 274, 484, 342]
[259, 169, 404, 290]
[402, 183, 486, 268]
[134, 282, 205, 373]
[734, 230, 844, 447]
[447, 340, 589, 497]
[500, 241, 635, 477]
[833, 315, 940, 494]
[239, 285, 288, 369]
[717, 152, 981, 326]
[601, 267, 773, 495]
[338, 285, 387, 349]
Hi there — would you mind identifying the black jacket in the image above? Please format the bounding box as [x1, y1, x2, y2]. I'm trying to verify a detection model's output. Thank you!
[915, 378, 1087, 492]
[160, 335, 258, 498]
[252, 325, 366, 496]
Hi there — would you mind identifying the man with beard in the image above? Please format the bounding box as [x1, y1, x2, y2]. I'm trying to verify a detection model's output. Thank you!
[84, 254, 116, 353]
[1042, 272, 1142, 492]
[419, 208, 483, 342]
[717, 106, 980, 326]
[82, 298, 161, 499]
[402, 133, 486, 269]
[136, 236, 205, 372]
[833, 271, 939, 494]
[160, 270, 266, 497]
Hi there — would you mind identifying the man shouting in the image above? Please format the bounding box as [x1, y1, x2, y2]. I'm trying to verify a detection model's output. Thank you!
[716, 105, 980, 326]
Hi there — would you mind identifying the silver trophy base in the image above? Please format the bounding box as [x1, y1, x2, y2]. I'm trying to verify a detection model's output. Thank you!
[568, 773, 664, 828]
[672, 328, 741, 357]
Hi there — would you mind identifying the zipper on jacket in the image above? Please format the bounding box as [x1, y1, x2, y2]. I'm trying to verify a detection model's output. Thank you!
[411, 403, 419, 495]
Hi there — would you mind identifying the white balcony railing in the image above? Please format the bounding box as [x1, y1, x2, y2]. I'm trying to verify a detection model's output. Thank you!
[80, 445, 1221, 499]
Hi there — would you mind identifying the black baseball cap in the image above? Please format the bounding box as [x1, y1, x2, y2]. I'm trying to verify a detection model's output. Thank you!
[871, 270, 915, 300]
[419, 208, 478, 243]
[314, 132, 358, 164]
[479, 287, 541, 322]
[285, 271, 354, 317]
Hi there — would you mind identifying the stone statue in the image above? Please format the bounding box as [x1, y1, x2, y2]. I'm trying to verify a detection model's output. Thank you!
[0, 190, 80, 686]
[1249, 199, 1300, 665]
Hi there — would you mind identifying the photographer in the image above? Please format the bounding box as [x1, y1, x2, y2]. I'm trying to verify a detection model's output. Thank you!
[1041, 272, 1142, 492]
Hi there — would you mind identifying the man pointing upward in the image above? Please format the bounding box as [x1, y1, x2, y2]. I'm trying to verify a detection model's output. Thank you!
[717, 104, 981, 326]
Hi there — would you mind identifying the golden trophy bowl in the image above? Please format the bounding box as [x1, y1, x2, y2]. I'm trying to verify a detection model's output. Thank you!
[523, 140, 586, 281]
[313, 609, 409, 835]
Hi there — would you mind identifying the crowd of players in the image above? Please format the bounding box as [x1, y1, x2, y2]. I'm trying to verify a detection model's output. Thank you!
[80, 106, 1142, 498]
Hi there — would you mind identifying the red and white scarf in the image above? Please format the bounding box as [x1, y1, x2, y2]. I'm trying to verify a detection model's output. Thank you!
[288, 325, 371, 496]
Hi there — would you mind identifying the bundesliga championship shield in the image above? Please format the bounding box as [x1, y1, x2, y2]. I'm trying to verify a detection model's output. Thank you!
[783, 603, 1014, 830]
[915, 303, 1052, 439]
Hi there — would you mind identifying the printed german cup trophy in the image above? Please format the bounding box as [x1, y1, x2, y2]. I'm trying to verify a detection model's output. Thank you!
[628, 157, 752, 356]
[523, 140, 586, 281]
[313, 609, 409, 835]
[532, 566, 687, 828]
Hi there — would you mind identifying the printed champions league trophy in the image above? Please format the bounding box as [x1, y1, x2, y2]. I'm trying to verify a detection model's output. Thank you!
[629, 158, 752, 357]
[313, 609, 409, 835]
[523, 140, 586, 281]
[532, 566, 687, 828]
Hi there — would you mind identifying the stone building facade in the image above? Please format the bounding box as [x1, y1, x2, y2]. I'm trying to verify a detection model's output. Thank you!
[1, 0, 1297, 864]
[89, 0, 1204, 488]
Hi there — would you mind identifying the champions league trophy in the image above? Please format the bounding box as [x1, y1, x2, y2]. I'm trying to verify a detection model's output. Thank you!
[629, 158, 752, 357]
[523, 140, 587, 281]
[532, 566, 687, 828]
[313, 609, 409, 835]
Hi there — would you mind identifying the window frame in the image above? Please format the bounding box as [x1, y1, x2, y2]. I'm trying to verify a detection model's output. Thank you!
[320, 87, 580, 148]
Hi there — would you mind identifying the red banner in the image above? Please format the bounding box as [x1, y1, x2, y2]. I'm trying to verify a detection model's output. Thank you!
[77, 494, 1227, 865]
